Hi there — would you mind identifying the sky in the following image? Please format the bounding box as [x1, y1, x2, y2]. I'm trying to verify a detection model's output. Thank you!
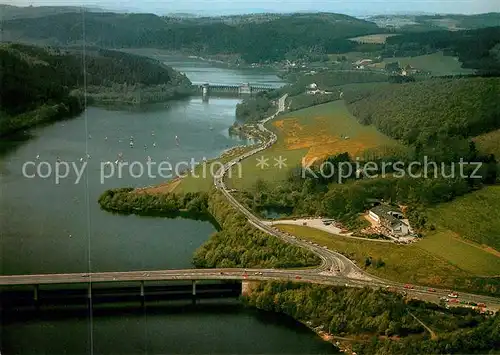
[3, 0, 499, 16]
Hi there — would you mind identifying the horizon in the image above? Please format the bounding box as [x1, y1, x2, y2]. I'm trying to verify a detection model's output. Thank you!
[1, 0, 499, 17]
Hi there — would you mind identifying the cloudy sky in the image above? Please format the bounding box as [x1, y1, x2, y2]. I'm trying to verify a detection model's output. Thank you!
[3, 0, 499, 16]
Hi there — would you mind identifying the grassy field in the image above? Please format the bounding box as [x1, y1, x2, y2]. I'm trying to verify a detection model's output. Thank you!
[425, 186, 500, 252]
[227, 100, 397, 190]
[276, 225, 470, 287]
[349, 34, 397, 44]
[174, 145, 258, 193]
[418, 230, 500, 276]
[474, 129, 500, 157]
[276, 224, 500, 288]
[134, 145, 257, 194]
[371, 52, 474, 76]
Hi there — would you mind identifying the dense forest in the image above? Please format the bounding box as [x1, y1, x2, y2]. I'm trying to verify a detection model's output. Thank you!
[344, 77, 500, 153]
[244, 281, 500, 355]
[0, 43, 192, 135]
[0, 43, 84, 135]
[235, 90, 282, 123]
[192, 190, 321, 268]
[284, 70, 389, 92]
[98, 188, 209, 216]
[1, 12, 380, 63]
[384, 27, 500, 74]
[240, 149, 496, 232]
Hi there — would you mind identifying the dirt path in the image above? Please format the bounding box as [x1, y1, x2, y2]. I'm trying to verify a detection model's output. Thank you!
[450, 232, 500, 258]
[408, 311, 438, 340]
[135, 178, 182, 194]
[267, 218, 393, 243]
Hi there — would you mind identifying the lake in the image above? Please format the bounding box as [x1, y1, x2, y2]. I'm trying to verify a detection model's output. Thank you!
[0, 54, 337, 354]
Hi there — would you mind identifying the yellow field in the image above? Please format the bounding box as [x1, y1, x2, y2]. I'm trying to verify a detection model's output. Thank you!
[349, 34, 397, 44]
[227, 101, 397, 190]
[273, 110, 394, 165]
[474, 129, 500, 157]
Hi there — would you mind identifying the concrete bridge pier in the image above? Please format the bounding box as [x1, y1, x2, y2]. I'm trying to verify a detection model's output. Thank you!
[192, 280, 197, 304]
[201, 84, 210, 102]
[140, 280, 145, 307]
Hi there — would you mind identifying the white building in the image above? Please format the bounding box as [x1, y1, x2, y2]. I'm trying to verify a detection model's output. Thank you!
[369, 205, 410, 236]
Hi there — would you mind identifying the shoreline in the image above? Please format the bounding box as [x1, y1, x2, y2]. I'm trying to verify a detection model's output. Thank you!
[301, 320, 354, 352]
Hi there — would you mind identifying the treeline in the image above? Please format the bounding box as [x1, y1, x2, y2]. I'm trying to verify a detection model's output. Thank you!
[243, 281, 500, 355]
[385, 27, 500, 74]
[285, 70, 389, 93]
[98, 188, 209, 216]
[192, 190, 320, 268]
[0, 44, 84, 135]
[1, 12, 380, 63]
[97, 187, 320, 268]
[241, 148, 497, 231]
[287, 93, 339, 112]
[344, 77, 500, 151]
[0, 43, 192, 135]
[235, 90, 282, 123]
[236, 70, 390, 124]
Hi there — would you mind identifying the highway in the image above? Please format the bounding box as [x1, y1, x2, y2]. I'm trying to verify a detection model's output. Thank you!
[1, 94, 499, 311]
[212, 94, 500, 310]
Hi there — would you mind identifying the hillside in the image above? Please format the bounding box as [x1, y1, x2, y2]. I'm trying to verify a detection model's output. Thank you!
[344, 77, 500, 150]
[414, 13, 500, 30]
[369, 13, 500, 31]
[0, 43, 192, 135]
[0, 12, 381, 63]
[384, 27, 500, 74]
[0, 4, 99, 20]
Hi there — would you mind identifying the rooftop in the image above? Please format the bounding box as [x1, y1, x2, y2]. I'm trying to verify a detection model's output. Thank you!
[370, 205, 404, 226]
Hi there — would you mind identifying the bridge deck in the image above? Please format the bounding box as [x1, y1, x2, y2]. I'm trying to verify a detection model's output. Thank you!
[0, 269, 312, 286]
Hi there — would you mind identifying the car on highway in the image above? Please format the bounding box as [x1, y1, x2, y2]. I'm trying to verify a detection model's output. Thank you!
[448, 292, 459, 298]
[404, 284, 414, 289]
[428, 288, 436, 292]
[81, 274, 89, 278]
[295, 275, 302, 280]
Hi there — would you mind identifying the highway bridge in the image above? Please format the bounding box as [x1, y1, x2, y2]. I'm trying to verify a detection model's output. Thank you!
[1, 268, 499, 310]
[2, 94, 499, 312]
[196, 82, 276, 99]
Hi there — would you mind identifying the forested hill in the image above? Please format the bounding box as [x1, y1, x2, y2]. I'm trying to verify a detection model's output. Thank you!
[344, 77, 500, 158]
[1, 12, 380, 62]
[0, 43, 191, 135]
[0, 4, 103, 20]
[385, 27, 500, 74]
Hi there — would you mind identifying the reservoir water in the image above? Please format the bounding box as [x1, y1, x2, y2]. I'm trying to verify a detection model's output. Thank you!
[0, 55, 337, 354]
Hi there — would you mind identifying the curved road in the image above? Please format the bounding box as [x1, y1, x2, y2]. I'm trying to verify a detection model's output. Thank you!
[1, 95, 498, 310]
[213, 94, 500, 309]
